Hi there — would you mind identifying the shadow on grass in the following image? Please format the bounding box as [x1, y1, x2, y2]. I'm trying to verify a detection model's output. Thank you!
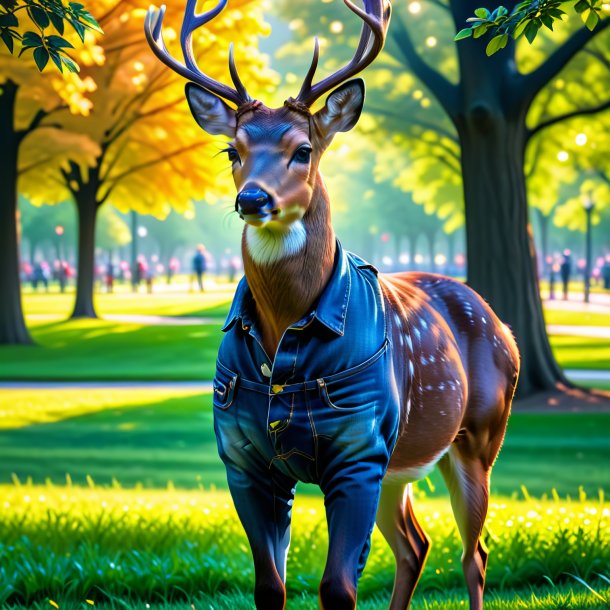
[0, 386, 609, 498]
[0, 320, 222, 380]
[0, 393, 227, 489]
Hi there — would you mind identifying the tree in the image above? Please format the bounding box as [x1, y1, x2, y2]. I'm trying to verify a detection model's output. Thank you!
[274, 0, 610, 397]
[0, 0, 100, 71]
[21, 0, 275, 319]
[458, 0, 607, 54]
[0, 13, 102, 344]
[19, 197, 75, 263]
[96, 204, 131, 253]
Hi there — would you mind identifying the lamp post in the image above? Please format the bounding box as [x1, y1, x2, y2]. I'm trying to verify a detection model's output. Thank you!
[583, 192, 595, 304]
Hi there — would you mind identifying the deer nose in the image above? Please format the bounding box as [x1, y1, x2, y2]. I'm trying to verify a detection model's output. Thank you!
[236, 188, 274, 217]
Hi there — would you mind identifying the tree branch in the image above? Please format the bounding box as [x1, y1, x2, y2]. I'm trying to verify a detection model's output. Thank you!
[99, 142, 206, 204]
[366, 105, 459, 143]
[389, 14, 459, 118]
[520, 18, 610, 105]
[582, 47, 610, 71]
[527, 96, 610, 140]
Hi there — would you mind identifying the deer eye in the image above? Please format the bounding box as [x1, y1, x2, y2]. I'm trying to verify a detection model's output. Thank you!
[291, 146, 312, 165]
[223, 147, 241, 164]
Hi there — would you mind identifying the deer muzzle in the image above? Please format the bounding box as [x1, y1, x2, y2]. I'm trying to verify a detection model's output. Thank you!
[236, 187, 276, 222]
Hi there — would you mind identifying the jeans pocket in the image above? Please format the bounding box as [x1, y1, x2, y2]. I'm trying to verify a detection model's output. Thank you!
[213, 361, 239, 410]
[318, 339, 389, 412]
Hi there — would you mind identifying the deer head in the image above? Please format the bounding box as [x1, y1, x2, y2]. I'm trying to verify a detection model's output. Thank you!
[145, 0, 391, 252]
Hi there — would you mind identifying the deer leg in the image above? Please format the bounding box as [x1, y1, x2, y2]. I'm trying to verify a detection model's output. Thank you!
[376, 482, 430, 610]
[225, 461, 296, 610]
[318, 474, 384, 610]
[438, 449, 490, 610]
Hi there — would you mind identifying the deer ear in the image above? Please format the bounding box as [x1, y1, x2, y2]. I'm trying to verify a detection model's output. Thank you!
[186, 83, 236, 136]
[313, 78, 365, 140]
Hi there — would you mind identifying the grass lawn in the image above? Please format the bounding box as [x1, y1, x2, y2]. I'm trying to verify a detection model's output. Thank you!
[1, 389, 608, 497]
[9, 587, 610, 610]
[0, 289, 606, 381]
[1, 484, 608, 607]
[0, 319, 222, 380]
[22, 286, 234, 319]
[549, 335, 610, 371]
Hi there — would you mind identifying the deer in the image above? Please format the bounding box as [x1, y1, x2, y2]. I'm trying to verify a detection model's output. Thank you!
[145, 1, 520, 609]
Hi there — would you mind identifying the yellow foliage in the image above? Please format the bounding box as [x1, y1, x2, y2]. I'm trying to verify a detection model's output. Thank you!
[15, 0, 277, 217]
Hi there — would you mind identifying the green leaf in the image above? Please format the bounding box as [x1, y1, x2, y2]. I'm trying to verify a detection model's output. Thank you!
[513, 18, 530, 38]
[524, 19, 539, 43]
[46, 34, 74, 49]
[0, 28, 14, 53]
[60, 54, 79, 73]
[33, 45, 49, 71]
[474, 7, 490, 18]
[541, 14, 554, 29]
[584, 8, 600, 29]
[21, 31, 43, 46]
[548, 8, 566, 17]
[473, 24, 490, 38]
[454, 27, 473, 41]
[486, 33, 508, 55]
[49, 49, 63, 72]
[29, 6, 50, 29]
[574, 0, 590, 13]
[0, 12, 19, 27]
[69, 18, 86, 41]
[48, 10, 65, 35]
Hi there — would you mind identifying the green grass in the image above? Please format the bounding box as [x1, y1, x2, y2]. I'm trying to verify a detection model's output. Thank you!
[1, 483, 608, 607]
[8, 585, 610, 610]
[544, 307, 610, 328]
[549, 335, 610, 371]
[22, 286, 234, 320]
[0, 319, 222, 381]
[0, 287, 607, 380]
[0, 389, 608, 496]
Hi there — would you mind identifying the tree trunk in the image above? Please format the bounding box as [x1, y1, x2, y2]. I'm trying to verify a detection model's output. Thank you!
[426, 231, 436, 273]
[0, 81, 33, 345]
[457, 113, 568, 397]
[534, 208, 549, 276]
[407, 234, 416, 271]
[71, 192, 99, 318]
[447, 231, 456, 275]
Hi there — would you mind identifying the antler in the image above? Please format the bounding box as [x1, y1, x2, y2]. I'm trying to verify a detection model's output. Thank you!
[144, 0, 251, 107]
[296, 0, 391, 108]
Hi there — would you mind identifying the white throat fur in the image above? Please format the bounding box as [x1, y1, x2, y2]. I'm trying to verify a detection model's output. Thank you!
[246, 221, 307, 265]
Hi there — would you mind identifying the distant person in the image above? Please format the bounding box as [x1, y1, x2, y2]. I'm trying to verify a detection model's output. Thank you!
[229, 255, 240, 283]
[602, 255, 610, 290]
[58, 261, 68, 293]
[192, 244, 207, 292]
[105, 261, 114, 293]
[560, 250, 572, 300]
[136, 256, 147, 290]
[168, 257, 180, 284]
[145, 262, 155, 294]
[32, 261, 49, 292]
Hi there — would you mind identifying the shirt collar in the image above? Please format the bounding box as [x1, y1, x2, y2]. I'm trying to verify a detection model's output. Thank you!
[221, 240, 351, 336]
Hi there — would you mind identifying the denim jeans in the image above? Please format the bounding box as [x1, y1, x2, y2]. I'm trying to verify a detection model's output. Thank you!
[213, 241, 400, 593]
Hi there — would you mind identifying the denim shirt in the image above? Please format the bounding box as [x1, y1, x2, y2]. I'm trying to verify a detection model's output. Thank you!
[213, 241, 400, 486]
